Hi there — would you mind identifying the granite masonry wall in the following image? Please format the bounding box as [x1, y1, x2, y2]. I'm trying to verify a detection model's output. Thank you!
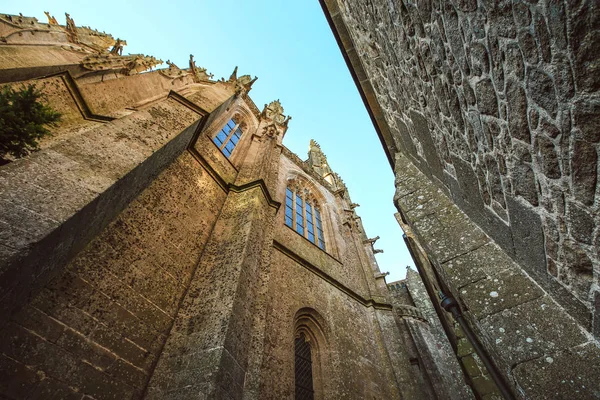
[330, 0, 599, 338]
[0, 151, 226, 399]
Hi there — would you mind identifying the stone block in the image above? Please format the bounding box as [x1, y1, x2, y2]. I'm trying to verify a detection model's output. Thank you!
[26, 376, 82, 400]
[106, 359, 148, 389]
[566, 201, 594, 245]
[470, 374, 498, 397]
[443, 243, 515, 289]
[409, 110, 444, 183]
[90, 324, 154, 370]
[571, 139, 597, 206]
[71, 361, 135, 400]
[513, 343, 600, 399]
[11, 305, 65, 343]
[479, 297, 588, 366]
[459, 268, 543, 319]
[506, 196, 547, 278]
[460, 355, 481, 378]
[56, 328, 116, 370]
[0, 353, 39, 399]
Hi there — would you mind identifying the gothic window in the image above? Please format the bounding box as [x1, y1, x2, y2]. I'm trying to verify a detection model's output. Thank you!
[295, 333, 315, 400]
[285, 185, 326, 251]
[213, 118, 243, 158]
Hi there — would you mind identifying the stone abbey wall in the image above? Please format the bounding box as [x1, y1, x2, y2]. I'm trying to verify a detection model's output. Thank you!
[0, 12, 455, 399]
[330, 0, 599, 335]
[320, 0, 600, 398]
[1, 150, 226, 398]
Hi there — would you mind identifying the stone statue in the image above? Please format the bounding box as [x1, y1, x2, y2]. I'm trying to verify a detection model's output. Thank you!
[109, 38, 126, 55]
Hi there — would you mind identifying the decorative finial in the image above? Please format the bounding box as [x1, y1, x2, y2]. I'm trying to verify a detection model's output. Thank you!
[229, 66, 238, 82]
[44, 11, 58, 25]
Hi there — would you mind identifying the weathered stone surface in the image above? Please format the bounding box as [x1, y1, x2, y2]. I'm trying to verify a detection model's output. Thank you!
[534, 12, 551, 62]
[476, 79, 498, 116]
[512, 2, 531, 27]
[518, 31, 539, 65]
[410, 110, 445, 183]
[480, 296, 588, 366]
[511, 159, 538, 206]
[513, 343, 600, 399]
[571, 139, 598, 206]
[443, 243, 513, 289]
[460, 268, 543, 319]
[569, 0, 600, 92]
[535, 135, 560, 178]
[506, 79, 530, 142]
[507, 196, 546, 275]
[527, 69, 558, 118]
[504, 43, 524, 80]
[566, 202, 594, 245]
[325, 1, 600, 398]
[573, 99, 600, 143]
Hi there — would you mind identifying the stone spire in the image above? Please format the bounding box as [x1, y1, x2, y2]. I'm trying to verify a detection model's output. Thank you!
[307, 140, 349, 193]
[307, 140, 333, 180]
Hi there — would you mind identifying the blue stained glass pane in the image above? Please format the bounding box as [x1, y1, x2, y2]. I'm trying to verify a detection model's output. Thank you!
[285, 207, 293, 218]
[286, 188, 293, 199]
[213, 136, 223, 147]
[215, 131, 227, 145]
[227, 119, 236, 129]
[230, 134, 240, 145]
[233, 127, 242, 138]
[296, 225, 304, 235]
[296, 213, 304, 226]
[318, 240, 326, 250]
[285, 216, 293, 227]
[225, 140, 235, 153]
[307, 222, 314, 234]
[306, 203, 312, 212]
[308, 233, 315, 243]
[296, 195, 303, 206]
[223, 147, 232, 157]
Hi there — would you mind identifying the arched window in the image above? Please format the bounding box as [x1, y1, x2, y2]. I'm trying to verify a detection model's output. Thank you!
[213, 117, 244, 158]
[295, 333, 315, 400]
[285, 185, 326, 250]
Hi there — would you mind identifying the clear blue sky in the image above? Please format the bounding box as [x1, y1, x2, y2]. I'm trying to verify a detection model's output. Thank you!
[6, 0, 414, 281]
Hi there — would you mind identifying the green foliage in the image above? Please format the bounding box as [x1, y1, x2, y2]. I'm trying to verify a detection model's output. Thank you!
[0, 84, 61, 161]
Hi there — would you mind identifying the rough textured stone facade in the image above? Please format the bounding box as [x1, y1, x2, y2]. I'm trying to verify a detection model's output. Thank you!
[321, 0, 600, 398]
[388, 272, 476, 400]
[0, 12, 473, 400]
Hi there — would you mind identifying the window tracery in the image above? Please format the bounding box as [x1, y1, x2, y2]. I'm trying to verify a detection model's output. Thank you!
[285, 180, 326, 250]
[213, 116, 245, 158]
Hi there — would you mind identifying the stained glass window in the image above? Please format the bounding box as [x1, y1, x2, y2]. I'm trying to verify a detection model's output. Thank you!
[213, 119, 243, 158]
[285, 186, 326, 250]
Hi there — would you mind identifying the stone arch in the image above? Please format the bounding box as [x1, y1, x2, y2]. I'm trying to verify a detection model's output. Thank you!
[285, 172, 327, 205]
[293, 307, 330, 400]
[205, 100, 259, 166]
[284, 172, 338, 256]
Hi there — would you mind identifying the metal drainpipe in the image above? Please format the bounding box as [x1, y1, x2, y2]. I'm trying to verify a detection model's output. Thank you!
[439, 292, 516, 400]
